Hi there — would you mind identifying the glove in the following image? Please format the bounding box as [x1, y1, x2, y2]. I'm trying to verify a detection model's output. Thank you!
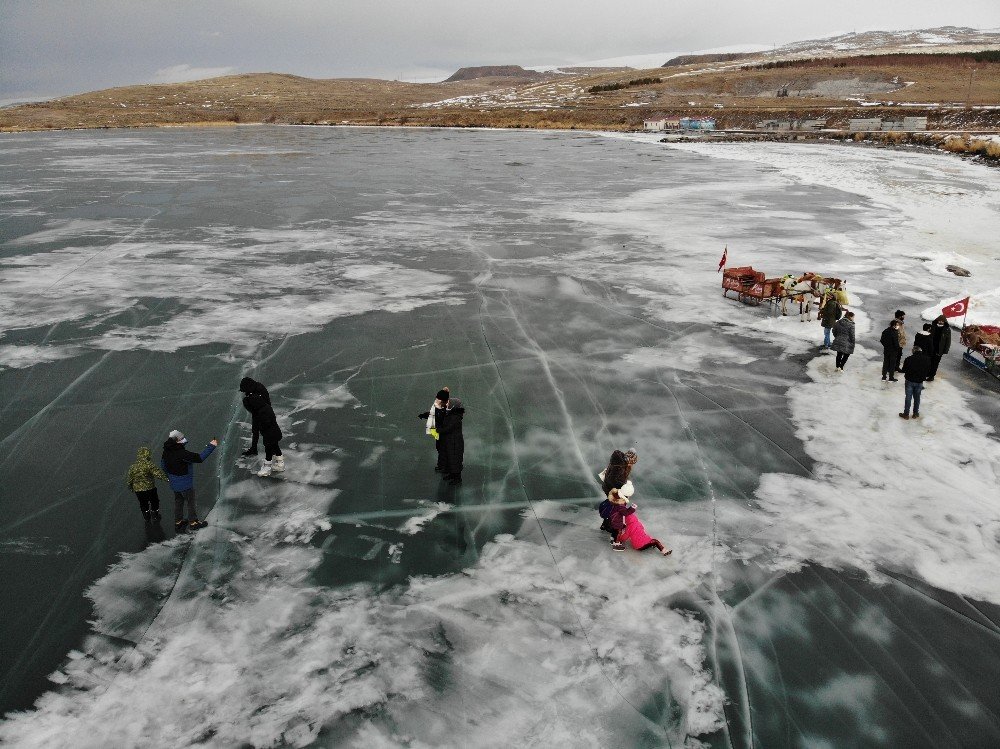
[242, 447, 258, 456]
[417, 412, 430, 419]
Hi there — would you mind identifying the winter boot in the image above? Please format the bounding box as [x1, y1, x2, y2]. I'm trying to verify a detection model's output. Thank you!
[272, 456, 285, 473]
[188, 519, 206, 530]
[175, 519, 188, 531]
[257, 460, 273, 477]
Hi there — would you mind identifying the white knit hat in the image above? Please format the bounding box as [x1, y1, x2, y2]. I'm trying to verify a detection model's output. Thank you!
[168, 429, 187, 444]
[618, 480, 635, 500]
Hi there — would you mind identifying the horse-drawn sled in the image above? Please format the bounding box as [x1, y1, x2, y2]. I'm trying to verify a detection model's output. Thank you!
[722, 266, 847, 320]
[960, 324, 1000, 382]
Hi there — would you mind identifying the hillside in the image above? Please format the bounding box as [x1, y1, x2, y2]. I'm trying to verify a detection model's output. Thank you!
[444, 66, 551, 82]
[2, 27, 999, 133]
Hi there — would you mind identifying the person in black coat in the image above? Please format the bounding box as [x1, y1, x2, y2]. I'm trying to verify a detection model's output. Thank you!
[899, 345, 933, 420]
[913, 323, 933, 361]
[880, 320, 902, 381]
[239, 377, 272, 455]
[243, 392, 284, 476]
[435, 392, 465, 486]
[927, 315, 952, 381]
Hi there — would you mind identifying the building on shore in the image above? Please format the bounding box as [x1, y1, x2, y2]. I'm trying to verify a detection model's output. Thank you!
[642, 116, 687, 132]
[882, 116, 928, 131]
[849, 117, 883, 132]
[680, 117, 716, 131]
[756, 118, 827, 131]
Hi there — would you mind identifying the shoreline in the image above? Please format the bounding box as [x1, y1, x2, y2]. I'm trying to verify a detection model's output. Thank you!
[3, 119, 999, 168]
[659, 128, 1000, 166]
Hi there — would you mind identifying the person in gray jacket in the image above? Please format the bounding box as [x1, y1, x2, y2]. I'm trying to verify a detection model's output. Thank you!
[830, 310, 856, 371]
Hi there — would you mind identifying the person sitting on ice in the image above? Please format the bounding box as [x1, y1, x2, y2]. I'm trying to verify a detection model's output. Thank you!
[597, 478, 635, 543]
[239, 376, 271, 456]
[242, 392, 284, 476]
[606, 483, 673, 556]
[618, 505, 673, 557]
[606, 483, 637, 551]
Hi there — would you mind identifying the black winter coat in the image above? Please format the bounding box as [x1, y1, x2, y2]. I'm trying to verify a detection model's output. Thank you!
[931, 323, 952, 356]
[436, 405, 465, 475]
[913, 332, 933, 355]
[162, 439, 210, 477]
[880, 326, 902, 353]
[901, 352, 933, 383]
[239, 377, 271, 405]
[830, 318, 855, 355]
[243, 394, 282, 447]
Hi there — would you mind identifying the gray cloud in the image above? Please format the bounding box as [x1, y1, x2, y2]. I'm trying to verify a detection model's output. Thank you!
[2, 0, 998, 101]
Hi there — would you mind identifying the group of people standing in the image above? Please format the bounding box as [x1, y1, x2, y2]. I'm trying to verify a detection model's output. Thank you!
[880, 310, 951, 420]
[124, 376, 284, 531]
[818, 294, 953, 420]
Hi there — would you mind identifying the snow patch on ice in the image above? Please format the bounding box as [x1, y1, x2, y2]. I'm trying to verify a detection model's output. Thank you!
[754, 354, 1000, 603]
[398, 502, 450, 535]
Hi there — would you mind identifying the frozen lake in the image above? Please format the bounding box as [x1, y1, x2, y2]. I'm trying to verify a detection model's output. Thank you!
[1, 126, 999, 748]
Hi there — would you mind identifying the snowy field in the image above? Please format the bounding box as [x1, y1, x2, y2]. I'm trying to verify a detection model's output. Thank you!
[1, 126, 999, 748]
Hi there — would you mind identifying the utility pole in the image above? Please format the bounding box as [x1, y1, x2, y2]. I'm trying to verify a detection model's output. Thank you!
[966, 68, 976, 108]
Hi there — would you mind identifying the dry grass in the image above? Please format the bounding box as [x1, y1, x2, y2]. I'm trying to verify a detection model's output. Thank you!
[2, 56, 999, 133]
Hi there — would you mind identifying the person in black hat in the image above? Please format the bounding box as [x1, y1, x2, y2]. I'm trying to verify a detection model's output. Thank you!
[418, 387, 465, 485]
[418, 387, 449, 473]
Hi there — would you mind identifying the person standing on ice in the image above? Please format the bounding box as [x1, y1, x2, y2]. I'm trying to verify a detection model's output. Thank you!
[125, 446, 168, 523]
[880, 319, 902, 381]
[927, 315, 952, 382]
[819, 291, 842, 350]
[893, 310, 907, 373]
[899, 345, 932, 420]
[830, 310, 856, 371]
[239, 377, 271, 456]
[161, 430, 218, 531]
[417, 387, 449, 473]
[433, 389, 465, 485]
[243, 392, 284, 477]
[913, 323, 933, 360]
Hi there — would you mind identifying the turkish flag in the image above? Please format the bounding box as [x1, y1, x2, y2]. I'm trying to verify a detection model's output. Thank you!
[717, 247, 727, 273]
[941, 296, 970, 318]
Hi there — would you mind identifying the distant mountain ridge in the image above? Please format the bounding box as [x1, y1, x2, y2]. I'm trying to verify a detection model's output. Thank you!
[662, 53, 753, 67]
[763, 26, 1000, 60]
[444, 65, 549, 82]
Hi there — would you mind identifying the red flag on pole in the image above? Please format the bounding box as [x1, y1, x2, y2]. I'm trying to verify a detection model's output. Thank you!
[941, 296, 970, 318]
[717, 247, 727, 273]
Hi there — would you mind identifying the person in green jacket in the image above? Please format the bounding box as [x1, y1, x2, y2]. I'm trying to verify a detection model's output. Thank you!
[819, 291, 843, 350]
[126, 446, 168, 523]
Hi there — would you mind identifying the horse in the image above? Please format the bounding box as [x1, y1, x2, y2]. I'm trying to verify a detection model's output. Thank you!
[780, 273, 822, 321]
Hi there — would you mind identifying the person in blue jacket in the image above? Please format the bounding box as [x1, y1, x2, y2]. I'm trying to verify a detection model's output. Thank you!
[161, 429, 218, 531]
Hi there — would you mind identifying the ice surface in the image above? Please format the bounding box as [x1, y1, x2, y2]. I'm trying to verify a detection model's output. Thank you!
[2, 127, 1000, 747]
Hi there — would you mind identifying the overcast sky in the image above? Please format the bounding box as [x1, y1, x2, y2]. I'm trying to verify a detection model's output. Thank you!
[2, 0, 998, 104]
